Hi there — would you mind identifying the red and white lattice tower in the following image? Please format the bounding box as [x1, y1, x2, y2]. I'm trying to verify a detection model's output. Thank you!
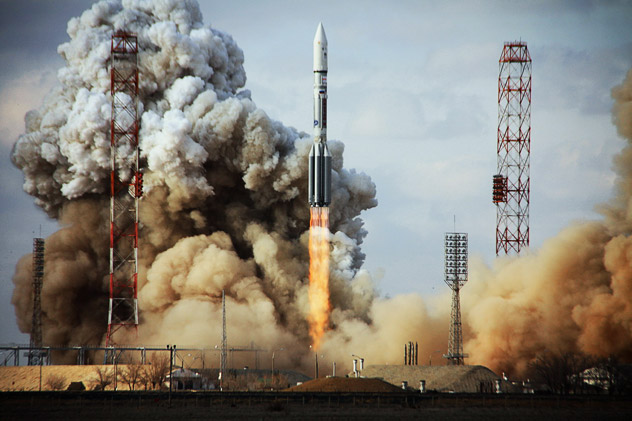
[493, 42, 531, 255]
[106, 30, 142, 347]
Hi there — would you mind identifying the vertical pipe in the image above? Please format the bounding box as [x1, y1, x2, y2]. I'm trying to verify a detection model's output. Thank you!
[168, 345, 174, 406]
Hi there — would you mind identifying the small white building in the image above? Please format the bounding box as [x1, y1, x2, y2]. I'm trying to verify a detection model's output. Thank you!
[168, 368, 203, 390]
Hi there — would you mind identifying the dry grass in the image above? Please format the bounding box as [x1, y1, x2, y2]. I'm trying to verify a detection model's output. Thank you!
[44, 373, 67, 391]
[0, 365, 144, 391]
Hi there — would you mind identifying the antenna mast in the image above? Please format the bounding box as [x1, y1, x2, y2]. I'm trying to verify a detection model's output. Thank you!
[106, 30, 142, 351]
[493, 41, 532, 255]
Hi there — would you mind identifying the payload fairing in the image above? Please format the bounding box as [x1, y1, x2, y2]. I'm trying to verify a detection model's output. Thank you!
[308, 23, 332, 207]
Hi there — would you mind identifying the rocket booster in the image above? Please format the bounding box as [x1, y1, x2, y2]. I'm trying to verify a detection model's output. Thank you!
[309, 23, 332, 207]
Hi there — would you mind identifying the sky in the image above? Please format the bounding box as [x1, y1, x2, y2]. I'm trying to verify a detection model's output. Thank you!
[1, 0, 631, 345]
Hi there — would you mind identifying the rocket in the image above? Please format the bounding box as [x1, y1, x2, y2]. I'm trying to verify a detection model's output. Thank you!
[308, 23, 332, 207]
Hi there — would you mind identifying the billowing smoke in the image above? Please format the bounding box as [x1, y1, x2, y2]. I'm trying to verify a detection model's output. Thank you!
[10, 0, 384, 369]
[463, 68, 632, 376]
[10, 0, 632, 377]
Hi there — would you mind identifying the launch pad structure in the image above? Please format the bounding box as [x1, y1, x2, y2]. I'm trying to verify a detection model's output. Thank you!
[106, 30, 142, 351]
[27, 238, 46, 366]
[1, 344, 266, 369]
[443, 233, 468, 366]
[493, 42, 532, 256]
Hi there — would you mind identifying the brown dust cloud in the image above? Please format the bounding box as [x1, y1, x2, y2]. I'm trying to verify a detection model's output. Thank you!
[9, 0, 632, 376]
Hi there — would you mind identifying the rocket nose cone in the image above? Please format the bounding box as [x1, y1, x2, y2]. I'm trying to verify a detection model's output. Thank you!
[314, 22, 328, 71]
[314, 22, 327, 46]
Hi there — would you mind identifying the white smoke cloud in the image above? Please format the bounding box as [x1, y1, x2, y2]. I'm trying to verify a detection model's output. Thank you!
[10, 0, 383, 371]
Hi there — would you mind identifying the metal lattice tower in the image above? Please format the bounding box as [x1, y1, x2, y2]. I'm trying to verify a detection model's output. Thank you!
[106, 30, 142, 348]
[443, 233, 468, 366]
[28, 238, 45, 365]
[493, 42, 531, 255]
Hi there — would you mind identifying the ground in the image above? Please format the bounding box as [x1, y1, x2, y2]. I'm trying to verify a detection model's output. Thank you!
[1, 390, 631, 420]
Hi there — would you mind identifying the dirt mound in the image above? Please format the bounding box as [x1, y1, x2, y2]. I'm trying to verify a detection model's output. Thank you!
[284, 377, 404, 393]
[358, 365, 519, 393]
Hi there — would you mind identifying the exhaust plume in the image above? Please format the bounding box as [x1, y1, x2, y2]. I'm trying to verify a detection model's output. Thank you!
[308, 207, 330, 350]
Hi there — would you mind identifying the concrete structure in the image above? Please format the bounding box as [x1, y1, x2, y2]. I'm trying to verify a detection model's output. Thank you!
[358, 365, 519, 393]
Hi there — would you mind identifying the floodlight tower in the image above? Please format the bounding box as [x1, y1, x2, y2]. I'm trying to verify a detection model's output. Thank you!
[443, 233, 468, 366]
[106, 30, 142, 349]
[493, 42, 531, 255]
[28, 238, 45, 365]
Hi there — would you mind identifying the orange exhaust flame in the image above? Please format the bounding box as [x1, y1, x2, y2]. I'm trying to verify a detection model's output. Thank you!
[308, 206, 330, 350]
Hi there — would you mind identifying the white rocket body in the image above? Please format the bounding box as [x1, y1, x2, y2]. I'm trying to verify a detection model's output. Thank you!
[309, 23, 332, 207]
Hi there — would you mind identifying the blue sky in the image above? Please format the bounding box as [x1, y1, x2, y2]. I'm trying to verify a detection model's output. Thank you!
[1, 0, 631, 344]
